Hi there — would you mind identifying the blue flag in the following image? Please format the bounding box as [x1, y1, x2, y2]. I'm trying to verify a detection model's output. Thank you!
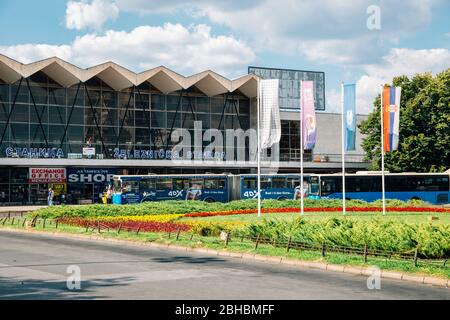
[343, 84, 356, 151]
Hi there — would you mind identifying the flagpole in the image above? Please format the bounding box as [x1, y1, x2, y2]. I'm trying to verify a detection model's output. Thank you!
[257, 78, 261, 218]
[300, 81, 304, 216]
[341, 82, 346, 215]
[380, 85, 386, 215]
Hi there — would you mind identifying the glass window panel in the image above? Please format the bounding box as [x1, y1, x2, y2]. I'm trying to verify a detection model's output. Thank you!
[151, 111, 166, 128]
[48, 106, 66, 125]
[151, 94, 165, 111]
[70, 108, 84, 125]
[48, 125, 64, 143]
[0, 102, 9, 122]
[11, 168, 28, 183]
[103, 91, 117, 108]
[135, 128, 150, 145]
[102, 108, 118, 126]
[67, 126, 83, 143]
[239, 99, 249, 115]
[102, 127, 117, 144]
[118, 126, 134, 144]
[211, 97, 223, 114]
[67, 87, 84, 106]
[166, 95, 180, 111]
[197, 114, 210, 129]
[30, 85, 47, 104]
[12, 85, 29, 103]
[167, 112, 180, 128]
[11, 123, 29, 142]
[0, 84, 10, 104]
[0, 168, 9, 183]
[119, 108, 134, 127]
[150, 129, 166, 147]
[11, 104, 29, 122]
[136, 93, 149, 110]
[30, 105, 48, 124]
[210, 114, 221, 128]
[30, 124, 47, 144]
[196, 97, 209, 113]
[135, 110, 150, 127]
[49, 88, 66, 105]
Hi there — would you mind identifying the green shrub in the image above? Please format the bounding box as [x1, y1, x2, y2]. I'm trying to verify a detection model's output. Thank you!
[33, 197, 426, 219]
[246, 218, 450, 259]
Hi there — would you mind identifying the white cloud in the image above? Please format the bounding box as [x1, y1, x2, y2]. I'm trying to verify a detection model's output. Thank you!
[0, 23, 256, 78]
[0, 44, 72, 63]
[112, 0, 440, 65]
[355, 48, 450, 114]
[65, 0, 119, 30]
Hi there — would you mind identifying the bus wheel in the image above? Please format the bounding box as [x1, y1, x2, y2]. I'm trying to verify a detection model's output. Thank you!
[410, 197, 421, 201]
[345, 198, 352, 201]
[278, 197, 288, 201]
[204, 198, 215, 203]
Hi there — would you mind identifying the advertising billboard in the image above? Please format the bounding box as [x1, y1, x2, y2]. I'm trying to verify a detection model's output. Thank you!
[248, 66, 325, 112]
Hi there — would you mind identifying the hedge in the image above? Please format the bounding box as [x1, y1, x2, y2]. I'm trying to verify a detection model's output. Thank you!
[33, 198, 431, 219]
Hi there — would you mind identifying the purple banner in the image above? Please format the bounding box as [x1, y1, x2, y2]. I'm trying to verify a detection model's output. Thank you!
[301, 81, 316, 150]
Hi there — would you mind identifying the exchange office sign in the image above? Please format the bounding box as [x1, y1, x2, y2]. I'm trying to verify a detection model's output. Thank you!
[67, 168, 118, 184]
[29, 168, 67, 184]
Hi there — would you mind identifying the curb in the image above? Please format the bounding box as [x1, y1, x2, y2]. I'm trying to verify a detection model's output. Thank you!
[1, 227, 448, 289]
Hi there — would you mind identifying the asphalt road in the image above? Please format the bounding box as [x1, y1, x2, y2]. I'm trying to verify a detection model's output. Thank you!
[0, 231, 448, 300]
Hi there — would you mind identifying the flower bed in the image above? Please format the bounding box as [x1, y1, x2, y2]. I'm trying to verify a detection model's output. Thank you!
[57, 217, 191, 233]
[97, 214, 184, 223]
[184, 206, 450, 217]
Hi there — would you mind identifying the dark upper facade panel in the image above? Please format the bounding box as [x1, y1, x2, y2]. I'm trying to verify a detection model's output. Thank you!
[0, 70, 251, 160]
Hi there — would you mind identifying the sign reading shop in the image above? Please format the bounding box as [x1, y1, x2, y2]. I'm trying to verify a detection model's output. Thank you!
[5, 147, 64, 158]
[67, 168, 118, 184]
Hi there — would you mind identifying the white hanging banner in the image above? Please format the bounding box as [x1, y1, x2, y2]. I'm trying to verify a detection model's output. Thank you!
[259, 79, 281, 149]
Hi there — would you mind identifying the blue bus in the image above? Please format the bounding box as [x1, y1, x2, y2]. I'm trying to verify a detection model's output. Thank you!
[112, 174, 232, 204]
[237, 174, 320, 200]
[315, 172, 450, 204]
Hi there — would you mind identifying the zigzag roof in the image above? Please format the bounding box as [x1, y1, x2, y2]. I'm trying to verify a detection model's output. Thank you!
[0, 54, 258, 97]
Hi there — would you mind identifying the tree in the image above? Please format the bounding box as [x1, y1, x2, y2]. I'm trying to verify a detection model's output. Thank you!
[358, 69, 450, 172]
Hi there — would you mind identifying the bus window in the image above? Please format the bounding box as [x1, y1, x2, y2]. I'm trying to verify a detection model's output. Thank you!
[205, 178, 225, 189]
[320, 177, 341, 196]
[140, 178, 156, 190]
[156, 178, 172, 190]
[261, 178, 271, 189]
[173, 178, 188, 190]
[272, 177, 287, 189]
[122, 181, 139, 193]
[189, 179, 204, 189]
[244, 178, 256, 189]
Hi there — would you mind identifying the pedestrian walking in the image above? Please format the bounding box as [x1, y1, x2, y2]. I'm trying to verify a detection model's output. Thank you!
[0, 190, 5, 205]
[106, 184, 113, 204]
[22, 187, 28, 205]
[47, 187, 54, 206]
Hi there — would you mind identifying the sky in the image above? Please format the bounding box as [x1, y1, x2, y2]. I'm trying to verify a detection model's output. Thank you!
[0, 0, 449, 114]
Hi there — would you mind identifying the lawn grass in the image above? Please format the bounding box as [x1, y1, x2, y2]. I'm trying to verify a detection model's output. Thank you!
[180, 211, 450, 224]
[1, 218, 448, 279]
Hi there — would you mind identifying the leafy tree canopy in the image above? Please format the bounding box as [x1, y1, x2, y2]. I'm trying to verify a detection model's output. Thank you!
[358, 69, 450, 172]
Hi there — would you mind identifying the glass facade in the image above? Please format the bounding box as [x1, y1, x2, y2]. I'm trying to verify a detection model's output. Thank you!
[0, 72, 251, 160]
